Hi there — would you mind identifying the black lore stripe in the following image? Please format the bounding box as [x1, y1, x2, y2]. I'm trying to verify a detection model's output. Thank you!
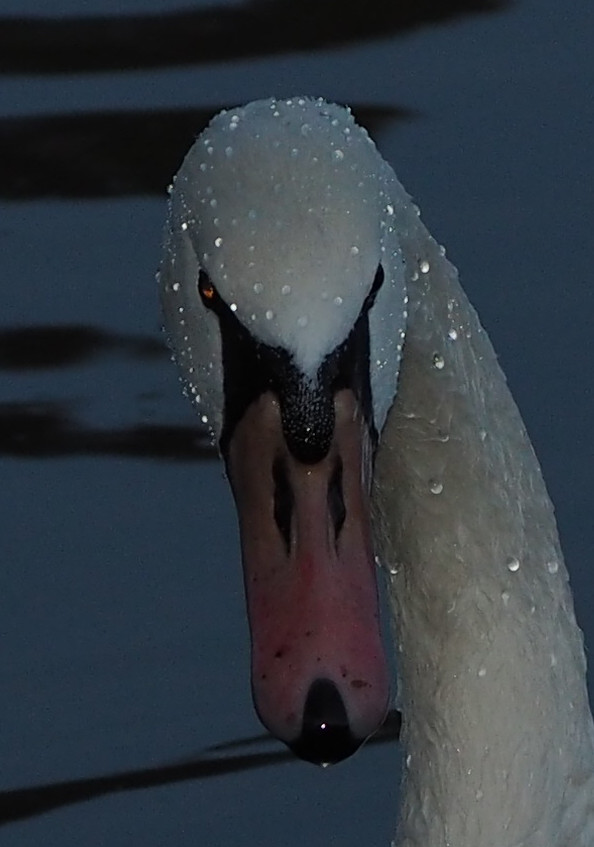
[198, 266, 382, 464]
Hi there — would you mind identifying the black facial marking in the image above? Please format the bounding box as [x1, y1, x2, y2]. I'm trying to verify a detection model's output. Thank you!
[328, 457, 346, 543]
[199, 265, 384, 464]
[366, 264, 384, 309]
[273, 456, 293, 554]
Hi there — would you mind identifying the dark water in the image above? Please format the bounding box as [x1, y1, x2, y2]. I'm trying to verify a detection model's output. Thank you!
[1, 1, 593, 845]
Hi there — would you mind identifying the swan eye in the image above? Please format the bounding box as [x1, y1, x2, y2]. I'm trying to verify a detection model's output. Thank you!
[198, 269, 216, 307]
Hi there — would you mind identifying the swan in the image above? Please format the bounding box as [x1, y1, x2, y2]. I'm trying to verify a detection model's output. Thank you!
[159, 97, 594, 844]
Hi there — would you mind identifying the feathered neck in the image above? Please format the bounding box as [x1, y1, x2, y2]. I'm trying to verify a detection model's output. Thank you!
[372, 180, 594, 845]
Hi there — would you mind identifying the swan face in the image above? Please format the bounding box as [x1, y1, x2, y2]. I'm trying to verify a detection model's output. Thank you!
[161, 97, 407, 764]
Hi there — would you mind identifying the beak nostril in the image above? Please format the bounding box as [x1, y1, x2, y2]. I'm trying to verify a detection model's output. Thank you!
[328, 457, 346, 542]
[273, 456, 293, 554]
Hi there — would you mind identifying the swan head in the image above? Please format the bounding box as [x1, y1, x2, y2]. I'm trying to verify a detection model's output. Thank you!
[161, 97, 407, 764]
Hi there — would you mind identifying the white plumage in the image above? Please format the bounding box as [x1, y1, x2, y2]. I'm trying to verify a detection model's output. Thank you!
[161, 97, 594, 844]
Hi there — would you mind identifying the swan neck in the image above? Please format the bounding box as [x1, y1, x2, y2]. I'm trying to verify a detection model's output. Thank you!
[372, 206, 594, 845]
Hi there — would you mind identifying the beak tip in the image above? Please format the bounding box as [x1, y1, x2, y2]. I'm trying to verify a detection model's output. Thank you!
[287, 678, 373, 766]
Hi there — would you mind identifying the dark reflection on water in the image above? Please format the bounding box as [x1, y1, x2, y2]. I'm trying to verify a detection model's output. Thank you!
[0, 326, 214, 459]
[0, 326, 161, 369]
[0, 401, 214, 460]
[1, 0, 511, 75]
[0, 712, 401, 827]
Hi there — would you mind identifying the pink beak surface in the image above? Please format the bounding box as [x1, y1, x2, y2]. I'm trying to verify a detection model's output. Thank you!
[227, 389, 389, 764]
